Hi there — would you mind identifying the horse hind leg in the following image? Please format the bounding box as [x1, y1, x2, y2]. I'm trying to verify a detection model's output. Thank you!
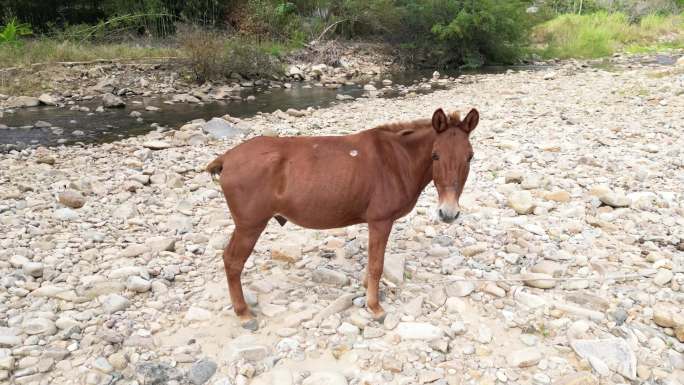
[223, 222, 267, 330]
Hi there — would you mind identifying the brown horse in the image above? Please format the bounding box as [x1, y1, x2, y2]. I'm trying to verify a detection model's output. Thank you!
[207, 108, 479, 330]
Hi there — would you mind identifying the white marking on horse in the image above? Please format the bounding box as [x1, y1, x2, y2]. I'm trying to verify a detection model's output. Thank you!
[350, 150, 358, 157]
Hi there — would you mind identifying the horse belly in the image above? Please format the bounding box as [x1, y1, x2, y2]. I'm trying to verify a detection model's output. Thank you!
[276, 154, 371, 229]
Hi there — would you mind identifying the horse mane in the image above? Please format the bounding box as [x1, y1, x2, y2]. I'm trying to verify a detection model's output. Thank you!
[374, 111, 461, 135]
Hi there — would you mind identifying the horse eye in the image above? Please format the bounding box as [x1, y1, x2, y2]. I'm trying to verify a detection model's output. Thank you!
[432, 153, 440, 161]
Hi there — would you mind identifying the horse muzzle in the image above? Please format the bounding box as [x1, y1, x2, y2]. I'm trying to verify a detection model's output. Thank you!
[437, 204, 460, 223]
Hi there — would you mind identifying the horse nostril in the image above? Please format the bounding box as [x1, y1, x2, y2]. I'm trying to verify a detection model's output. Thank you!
[455, 212, 460, 219]
[438, 209, 444, 218]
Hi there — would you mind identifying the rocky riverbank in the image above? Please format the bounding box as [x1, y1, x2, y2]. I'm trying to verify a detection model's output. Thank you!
[0, 42, 394, 109]
[1, 56, 683, 385]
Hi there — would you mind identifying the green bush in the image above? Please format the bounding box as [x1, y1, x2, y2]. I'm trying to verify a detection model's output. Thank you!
[361, 0, 532, 68]
[0, 18, 32, 46]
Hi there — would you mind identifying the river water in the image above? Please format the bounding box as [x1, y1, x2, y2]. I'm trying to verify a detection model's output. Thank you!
[0, 66, 544, 150]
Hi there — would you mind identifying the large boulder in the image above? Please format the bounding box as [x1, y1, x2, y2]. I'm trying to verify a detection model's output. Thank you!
[38, 93, 59, 106]
[6, 96, 40, 108]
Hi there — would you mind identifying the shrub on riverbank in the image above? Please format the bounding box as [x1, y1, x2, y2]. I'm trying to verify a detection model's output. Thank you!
[532, 11, 684, 59]
[179, 28, 284, 82]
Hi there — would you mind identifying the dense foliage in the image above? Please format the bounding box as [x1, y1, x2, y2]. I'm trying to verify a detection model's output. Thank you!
[1, 0, 534, 67]
[1, 0, 682, 71]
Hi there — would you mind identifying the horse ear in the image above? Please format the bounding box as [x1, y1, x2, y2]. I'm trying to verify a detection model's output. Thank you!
[432, 108, 448, 133]
[460, 108, 479, 134]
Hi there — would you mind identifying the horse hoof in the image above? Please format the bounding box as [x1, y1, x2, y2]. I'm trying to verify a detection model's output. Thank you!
[241, 318, 258, 331]
[372, 311, 387, 324]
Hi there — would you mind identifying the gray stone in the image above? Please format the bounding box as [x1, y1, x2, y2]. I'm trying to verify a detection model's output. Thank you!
[136, 362, 182, 385]
[22, 262, 44, 278]
[302, 371, 347, 385]
[395, 322, 443, 341]
[383, 312, 400, 330]
[55, 316, 80, 330]
[38, 94, 58, 106]
[101, 294, 130, 313]
[450, 321, 466, 335]
[58, 190, 86, 209]
[611, 309, 628, 325]
[54, 208, 79, 221]
[286, 108, 306, 117]
[383, 254, 405, 285]
[570, 338, 636, 380]
[312, 268, 349, 286]
[507, 348, 542, 367]
[126, 276, 151, 293]
[362, 326, 384, 339]
[113, 203, 137, 219]
[598, 190, 630, 208]
[476, 325, 492, 344]
[653, 269, 673, 286]
[188, 359, 217, 385]
[108, 353, 127, 370]
[224, 336, 270, 361]
[0, 335, 21, 347]
[405, 296, 424, 317]
[167, 214, 193, 233]
[446, 280, 475, 297]
[313, 294, 356, 324]
[172, 94, 201, 103]
[508, 191, 535, 214]
[271, 243, 302, 263]
[185, 306, 212, 322]
[82, 281, 126, 299]
[441, 256, 464, 274]
[261, 303, 287, 318]
[22, 318, 56, 336]
[142, 140, 173, 150]
[93, 356, 113, 374]
[202, 118, 243, 139]
[522, 273, 556, 289]
[337, 322, 360, 335]
[121, 244, 148, 258]
[7, 96, 40, 108]
[145, 237, 176, 253]
[0, 356, 13, 371]
[102, 93, 125, 108]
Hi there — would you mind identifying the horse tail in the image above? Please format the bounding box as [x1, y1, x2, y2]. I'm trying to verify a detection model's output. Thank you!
[206, 155, 224, 178]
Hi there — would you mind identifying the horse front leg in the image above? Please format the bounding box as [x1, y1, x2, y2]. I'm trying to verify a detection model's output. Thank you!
[366, 220, 393, 322]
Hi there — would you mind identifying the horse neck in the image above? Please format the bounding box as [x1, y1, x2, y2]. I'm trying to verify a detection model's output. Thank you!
[398, 125, 436, 194]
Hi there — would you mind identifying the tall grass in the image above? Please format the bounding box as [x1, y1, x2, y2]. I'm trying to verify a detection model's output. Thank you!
[0, 39, 178, 68]
[533, 11, 684, 59]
